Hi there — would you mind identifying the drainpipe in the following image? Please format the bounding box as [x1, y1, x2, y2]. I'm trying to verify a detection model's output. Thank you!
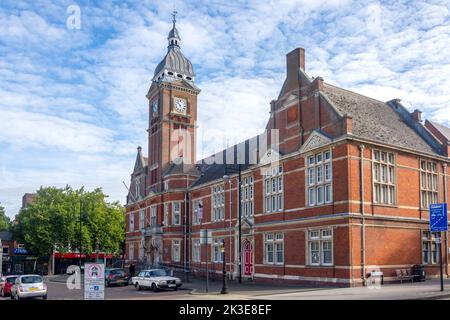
[229, 179, 232, 280]
[359, 144, 366, 286]
[443, 162, 448, 277]
[184, 175, 188, 281]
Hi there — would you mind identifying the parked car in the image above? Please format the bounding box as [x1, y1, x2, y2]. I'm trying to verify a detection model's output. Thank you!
[0, 275, 19, 297]
[105, 268, 130, 287]
[10, 275, 47, 300]
[131, 269, 182, 292]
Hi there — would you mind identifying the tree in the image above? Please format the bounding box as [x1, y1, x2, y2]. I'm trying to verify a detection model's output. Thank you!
[0, 204, 11, 231]
[13, 186, 125, 274]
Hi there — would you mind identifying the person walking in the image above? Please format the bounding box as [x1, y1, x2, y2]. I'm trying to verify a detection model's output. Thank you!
[129, 263, 135, 277]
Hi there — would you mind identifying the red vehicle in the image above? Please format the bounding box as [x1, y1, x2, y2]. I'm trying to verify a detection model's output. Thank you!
[0, 275, 19, 297]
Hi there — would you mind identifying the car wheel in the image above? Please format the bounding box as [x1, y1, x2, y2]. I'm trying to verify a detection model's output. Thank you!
[10, 293, 14, 300]
[151, 283, 158, 292]
[42, 295, 47, 300]
[174, 287, 178, 291]
[136, 283, 142, 291]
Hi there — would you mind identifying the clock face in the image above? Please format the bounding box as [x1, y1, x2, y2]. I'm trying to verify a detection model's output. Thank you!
[174, 98, 187, 114]
[152, 100, 158, 117]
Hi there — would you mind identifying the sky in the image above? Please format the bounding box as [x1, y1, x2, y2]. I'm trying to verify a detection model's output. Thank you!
[0, 0, 449, 219]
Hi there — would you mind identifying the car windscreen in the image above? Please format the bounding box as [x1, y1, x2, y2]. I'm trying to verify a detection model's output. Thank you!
[152, 270, 168, 277]
[7, 277, 18, 284]
[21, 276, 43, 284]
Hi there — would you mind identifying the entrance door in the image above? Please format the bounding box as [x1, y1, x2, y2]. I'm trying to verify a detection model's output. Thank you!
[243, 240, 253, 276]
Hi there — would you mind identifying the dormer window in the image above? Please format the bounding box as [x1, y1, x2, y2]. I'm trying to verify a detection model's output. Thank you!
[177, 74, 183, 78]
[168, 71, 174, 75]
[186, 77, 192, 81]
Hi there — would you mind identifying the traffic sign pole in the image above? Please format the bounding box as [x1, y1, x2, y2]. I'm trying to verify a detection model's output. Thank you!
[440, 233, 444, 292]
[430, 203, 447, 292]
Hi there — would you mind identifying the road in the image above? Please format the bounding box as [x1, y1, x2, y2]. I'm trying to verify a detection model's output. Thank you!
[0, 279, 192, 300]
[3, 276, 450, 300]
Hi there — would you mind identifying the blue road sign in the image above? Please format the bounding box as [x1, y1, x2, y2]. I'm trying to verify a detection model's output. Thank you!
[430, 203, 448, 232]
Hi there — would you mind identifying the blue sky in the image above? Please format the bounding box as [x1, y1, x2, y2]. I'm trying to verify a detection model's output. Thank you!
[1, 0, 449, 218]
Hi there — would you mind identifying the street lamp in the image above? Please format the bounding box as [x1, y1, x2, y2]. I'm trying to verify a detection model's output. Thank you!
[224, 164, 242, 284]
[79, 197, 82, 268]
[220, 239, 228, 294]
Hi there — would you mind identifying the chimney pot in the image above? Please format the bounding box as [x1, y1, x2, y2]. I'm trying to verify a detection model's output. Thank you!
[411, 109, 422, 122]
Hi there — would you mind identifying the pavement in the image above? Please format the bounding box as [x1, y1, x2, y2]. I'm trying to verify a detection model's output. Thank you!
[4, 274, 450, 300]
[38, 275, 450, 300]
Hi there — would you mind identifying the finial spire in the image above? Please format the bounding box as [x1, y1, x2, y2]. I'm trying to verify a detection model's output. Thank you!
[172, 10, 177, 28]
[167, 9, 180, 50]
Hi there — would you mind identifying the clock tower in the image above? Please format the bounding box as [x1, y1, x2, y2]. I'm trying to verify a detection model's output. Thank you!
[146, 12, 200, 191]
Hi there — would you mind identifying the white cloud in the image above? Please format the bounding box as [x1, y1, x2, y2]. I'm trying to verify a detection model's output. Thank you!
[1, 0, 450, 219]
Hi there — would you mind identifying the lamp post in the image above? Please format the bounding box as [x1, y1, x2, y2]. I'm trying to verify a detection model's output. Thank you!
[220, 239, 228, 294]
[79, 197, 82, 268]
[224, 164, 242, 283]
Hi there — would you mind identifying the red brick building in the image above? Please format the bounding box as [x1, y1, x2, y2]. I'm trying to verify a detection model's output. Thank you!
[125, 18, 450, 287]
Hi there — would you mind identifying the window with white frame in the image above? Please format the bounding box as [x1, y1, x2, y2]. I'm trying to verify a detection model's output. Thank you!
[135, 177, 140, 199]
[422, 231, 440, 264]
[264, 166, 284, 213]
[163, 203, 169, 226]
[420, 160, 439, 209]
[213, 238, 224, 262]
[129, 212, 135, 231]
[212, 184, 225, 221]
[192, 239, 200, 262]
[150, 205, 157, 226]
[308, 228, 333, 265]
[193, 199, 203, 225]
[241, 175, 254, 217]
[139, 208, 145, 229]
[129, 242, 134, 260]
[172, 202, 181, 225]
[139, 239, 144, 259]
[307, 150, 332, 206]
[373, 150, 396, 205]
[172, 239, 181, 262]
[264, 232, 284, 264]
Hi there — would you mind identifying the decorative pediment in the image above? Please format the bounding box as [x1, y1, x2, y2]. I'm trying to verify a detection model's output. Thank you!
[235, 217, 254, 231]
[299, 130, 332, 153]
[259, 148, 281, 167]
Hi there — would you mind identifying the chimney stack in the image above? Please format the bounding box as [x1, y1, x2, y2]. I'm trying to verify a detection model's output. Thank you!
[283, 48, 305, 94]
[411, 109, 422, 122]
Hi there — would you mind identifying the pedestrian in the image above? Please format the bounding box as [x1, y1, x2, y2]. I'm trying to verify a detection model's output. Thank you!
[129, 263, 135, 277]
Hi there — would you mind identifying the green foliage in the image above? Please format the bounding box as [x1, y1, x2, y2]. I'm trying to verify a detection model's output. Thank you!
[0, 204, 11, 231]
[12, 186, 125, 257]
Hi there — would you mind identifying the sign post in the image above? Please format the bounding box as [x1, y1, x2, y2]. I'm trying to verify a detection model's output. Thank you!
[84, 263, 105, 300]
[430, 203, 448, 292]
[200, 229, 212, 293]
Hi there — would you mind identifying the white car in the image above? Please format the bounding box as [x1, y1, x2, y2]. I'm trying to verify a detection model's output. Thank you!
[131, 269, 182, 292]
[10, 274, 47, 300]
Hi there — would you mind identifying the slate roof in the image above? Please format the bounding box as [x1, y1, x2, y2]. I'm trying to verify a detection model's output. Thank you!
[322, 84, 437, 155]
[191, 136, 267, 188]
[153, 47, 195, 79]
[162, 161, 200, 176]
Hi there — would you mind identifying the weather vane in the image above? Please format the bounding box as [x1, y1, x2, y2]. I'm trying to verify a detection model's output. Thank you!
[172, 9, 177, 26]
